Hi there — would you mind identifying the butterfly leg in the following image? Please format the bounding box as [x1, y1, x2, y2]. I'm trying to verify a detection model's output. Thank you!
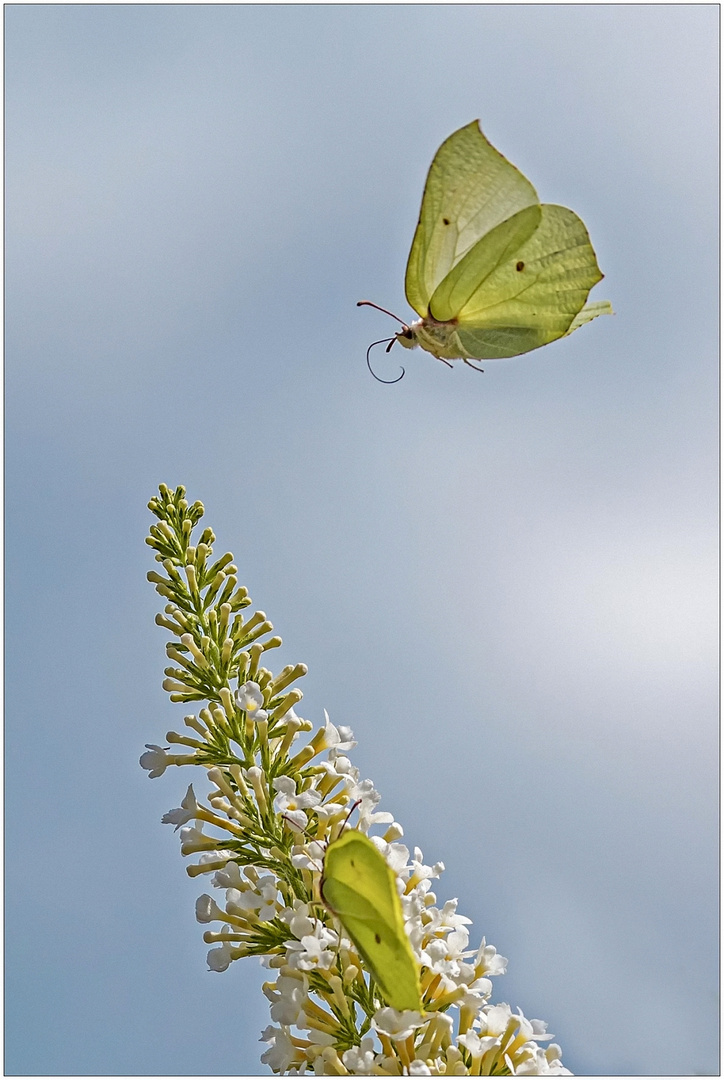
[435, 356, 454, 369]
[463, 359, 485, 373]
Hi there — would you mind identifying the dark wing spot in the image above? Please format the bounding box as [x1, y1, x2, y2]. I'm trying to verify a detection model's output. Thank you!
[442, 217, 450, 225]
[375, 933, 381, 943]
[516, 261, 525, 271]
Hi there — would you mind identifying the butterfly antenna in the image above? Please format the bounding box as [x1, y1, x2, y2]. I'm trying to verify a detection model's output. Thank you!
[366, 337, 405, 384]
[357, 300, 407, 327]
[340, 799, 363, 835]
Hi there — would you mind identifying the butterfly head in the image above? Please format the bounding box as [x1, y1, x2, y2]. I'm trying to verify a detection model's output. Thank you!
[395, 321, 421, 351]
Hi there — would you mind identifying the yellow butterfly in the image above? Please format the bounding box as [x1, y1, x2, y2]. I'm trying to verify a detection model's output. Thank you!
[360, 120, 612, 381]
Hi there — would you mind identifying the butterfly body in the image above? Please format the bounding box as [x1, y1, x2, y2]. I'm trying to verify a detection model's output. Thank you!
[395, 317, 464, 361]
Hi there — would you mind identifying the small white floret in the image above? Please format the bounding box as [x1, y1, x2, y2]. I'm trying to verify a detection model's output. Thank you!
[139, 744, 171, 778]
[259, 1026, 297, 1073]
[371, 1007, 424, 1041]
[236, 680, 265, 715]
[161, 784, 197, 830]
[342, 1037, 378, 1074]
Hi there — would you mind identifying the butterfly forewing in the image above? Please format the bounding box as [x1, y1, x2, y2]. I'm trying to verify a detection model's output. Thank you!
[404, 121, 540, 317]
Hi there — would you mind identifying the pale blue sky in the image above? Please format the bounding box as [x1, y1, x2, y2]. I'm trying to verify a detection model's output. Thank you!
[6, 5, 718, 1076]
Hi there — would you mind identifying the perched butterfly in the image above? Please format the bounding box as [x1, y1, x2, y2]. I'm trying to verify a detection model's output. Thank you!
[321, 829, 423, 1012]
[359, 120, 612, 381]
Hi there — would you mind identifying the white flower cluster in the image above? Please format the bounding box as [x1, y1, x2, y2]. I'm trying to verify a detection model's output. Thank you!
[150, 696, 571, 1076]
[143, 492, 571, 1076]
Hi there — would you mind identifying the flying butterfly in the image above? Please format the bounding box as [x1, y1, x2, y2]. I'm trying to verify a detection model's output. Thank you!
[359, 120, 612, 381]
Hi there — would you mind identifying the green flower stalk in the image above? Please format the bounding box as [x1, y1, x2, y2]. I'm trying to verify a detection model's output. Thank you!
[141, 484, 571, 1076]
